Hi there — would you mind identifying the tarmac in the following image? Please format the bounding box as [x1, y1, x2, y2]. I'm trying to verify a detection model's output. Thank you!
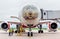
[0, 30, 60, 39]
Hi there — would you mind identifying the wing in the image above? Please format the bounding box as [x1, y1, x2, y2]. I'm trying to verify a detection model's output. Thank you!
[7, 16, 21, 24]
[0, 21, 3, 23]
[7, 21, 21, 24]
[0, 21, 4, 23]
[37, 20, 50, 26]
[39, 22, 50, 24]
[41, 18, 60, 23]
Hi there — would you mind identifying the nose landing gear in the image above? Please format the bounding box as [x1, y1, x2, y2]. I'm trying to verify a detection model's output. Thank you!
[27, 24, 33, 37]
[28, 32, 33, 37]
[38, 30, 43, 33]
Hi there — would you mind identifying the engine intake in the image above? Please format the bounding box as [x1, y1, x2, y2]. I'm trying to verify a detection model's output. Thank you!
[50, 23, 57, 29]
[1, 23, 8, 30]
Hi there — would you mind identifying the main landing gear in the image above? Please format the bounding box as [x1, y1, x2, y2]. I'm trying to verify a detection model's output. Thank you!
[27, 24, 33, 37]
[38, 24, 43, 33]
[27, 24, 43, 37]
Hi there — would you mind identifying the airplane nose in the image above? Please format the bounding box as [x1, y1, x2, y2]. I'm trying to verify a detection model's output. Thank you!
[29, 13, 32, 15]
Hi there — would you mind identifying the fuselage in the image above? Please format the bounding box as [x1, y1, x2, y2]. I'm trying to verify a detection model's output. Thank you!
[18, 5, 40, 27]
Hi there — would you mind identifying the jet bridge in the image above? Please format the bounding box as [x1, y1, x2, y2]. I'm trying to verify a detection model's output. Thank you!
[40, 9, 60, 19]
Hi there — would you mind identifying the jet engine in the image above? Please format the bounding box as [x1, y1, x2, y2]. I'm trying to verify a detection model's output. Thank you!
[1, 23, 9, 30]
[50, 23, 57, 29]
[48, 22, 58, 32]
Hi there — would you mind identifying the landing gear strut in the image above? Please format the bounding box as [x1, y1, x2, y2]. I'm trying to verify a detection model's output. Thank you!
[38, 24, 43, 33]
[27, 24, 33, 37]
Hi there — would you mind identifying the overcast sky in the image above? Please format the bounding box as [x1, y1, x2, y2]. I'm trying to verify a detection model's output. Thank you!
[0, 0, 60, 21]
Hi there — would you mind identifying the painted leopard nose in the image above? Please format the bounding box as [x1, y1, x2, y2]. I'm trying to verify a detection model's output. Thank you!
[29, 13, 32, 15]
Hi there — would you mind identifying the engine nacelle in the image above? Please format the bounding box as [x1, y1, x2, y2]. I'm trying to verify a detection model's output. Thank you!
[1, 23, 8, 30]
[50, 23, 57, 29]
[48, 22, 58, 32]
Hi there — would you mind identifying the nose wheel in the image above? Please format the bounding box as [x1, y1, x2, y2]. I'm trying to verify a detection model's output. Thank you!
[27, 24, 33, 37]
[28, 32, 33, 37]
[38, 30, 43, 33]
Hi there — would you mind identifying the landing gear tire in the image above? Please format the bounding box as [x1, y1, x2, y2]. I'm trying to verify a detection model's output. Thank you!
[41, 30, 43, 33]
[15, 30, 17, 33]
[48, 30, 51, 32]
[31, 32, 33, 36]
[15, 30, 20, 33]
[38, 30, 40, 33]
[38, 30, 43, 33]
[28, 32, 30, 36]
[28, 32, 33, 37]
[54, 30, 56, 32]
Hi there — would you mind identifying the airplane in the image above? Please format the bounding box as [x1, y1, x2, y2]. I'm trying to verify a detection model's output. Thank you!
[0, 5, 59, 36]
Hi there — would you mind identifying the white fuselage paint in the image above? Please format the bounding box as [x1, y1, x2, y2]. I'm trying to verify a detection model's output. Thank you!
[18, 5, 41, 26]
[20, 17, 40, 26]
